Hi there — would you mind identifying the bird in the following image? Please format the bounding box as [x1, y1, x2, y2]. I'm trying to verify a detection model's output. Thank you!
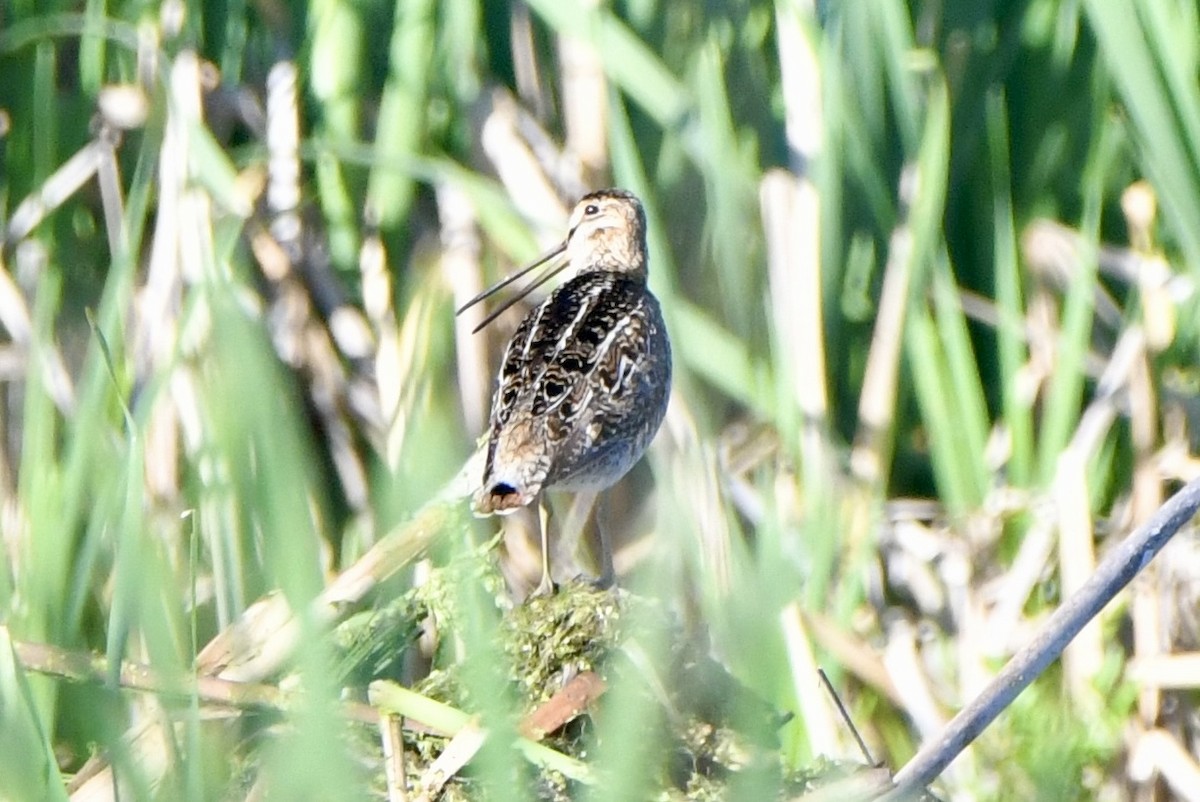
[457, 188, 672, 596]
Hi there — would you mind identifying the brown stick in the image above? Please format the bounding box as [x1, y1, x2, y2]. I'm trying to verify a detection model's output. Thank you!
[12, 638, 379, 725]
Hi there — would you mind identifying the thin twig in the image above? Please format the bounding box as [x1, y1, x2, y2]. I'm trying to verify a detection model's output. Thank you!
[11, 636, 376, 724]
[818, 668, 875, 767]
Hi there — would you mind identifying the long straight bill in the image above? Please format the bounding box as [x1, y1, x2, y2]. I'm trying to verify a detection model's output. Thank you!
[457, 242, 570, 334]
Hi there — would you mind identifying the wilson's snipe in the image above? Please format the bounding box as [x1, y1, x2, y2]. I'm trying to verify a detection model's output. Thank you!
[457, 188, 672, 595]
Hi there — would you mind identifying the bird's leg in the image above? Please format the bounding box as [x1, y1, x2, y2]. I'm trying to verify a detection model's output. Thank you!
[593, 491, 615, 589]
[559, 490, 613, 588]
[532, 497, 556, 597]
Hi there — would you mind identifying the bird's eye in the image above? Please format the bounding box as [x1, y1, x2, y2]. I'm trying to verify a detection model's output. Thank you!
[584, 203, 600, 216]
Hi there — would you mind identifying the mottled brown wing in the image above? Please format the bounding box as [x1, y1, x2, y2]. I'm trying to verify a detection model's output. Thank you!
[484, 270, 670, 493]
[542, 276, 670, 486]
[491, 275, 612, 421]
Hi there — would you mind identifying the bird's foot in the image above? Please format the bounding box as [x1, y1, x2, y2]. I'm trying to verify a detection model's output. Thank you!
[571, 570, 616, 592]
[528, 573, 558, 599]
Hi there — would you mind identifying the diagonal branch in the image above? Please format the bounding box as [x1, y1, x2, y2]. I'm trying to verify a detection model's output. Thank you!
[882, 475, 1200, 799]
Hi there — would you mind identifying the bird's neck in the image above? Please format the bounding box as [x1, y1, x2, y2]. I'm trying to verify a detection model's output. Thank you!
[571, 244, 647, 279]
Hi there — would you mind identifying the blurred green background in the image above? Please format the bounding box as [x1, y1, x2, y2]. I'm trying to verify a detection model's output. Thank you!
[2, 0, 1200, 799]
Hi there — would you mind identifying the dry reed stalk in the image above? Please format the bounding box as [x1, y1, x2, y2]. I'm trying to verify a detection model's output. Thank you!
[480, 90, 568, 230]
[509, 2, 550, 120]
[770, 0, 827, 467]
[1129, 652, 1200, 688]
[557, 0, 607, 184]
[438, 184, 488, 434]
[1128, 728, 1200, 802]
[380, 711, 410, 802]
[780, 602, 843, 759]
[415, 721, 487, 801]
[850, 166, 916, 486]
[760, 171, 828, 461]
[70, 50, 213, 802]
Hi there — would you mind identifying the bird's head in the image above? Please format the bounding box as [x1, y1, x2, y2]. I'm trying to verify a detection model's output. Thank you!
[564, 189, 648, 275]
[456, 188, 649, 334]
